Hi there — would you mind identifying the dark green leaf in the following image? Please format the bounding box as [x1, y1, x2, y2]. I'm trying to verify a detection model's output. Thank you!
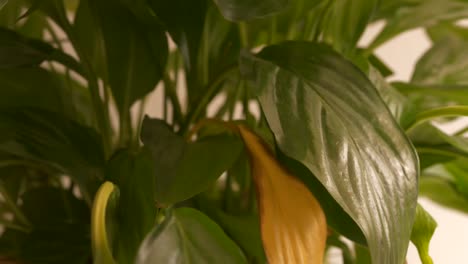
[212, 212, 265, 262]
[411, 204, 437, 264]
[394, 82, 468, 109]
[213, 0, 289, 21]
[149, 0, 206, 71]
[9, 187, 91, 264]
[420, 176, 468, 214]
[136, 207, 247, 264]
[140, 117, 243, 205]
[106, 148, 157, 264]
[73, 0, 106, 79]
[93, 0, 168, 113]
[322, 0, 378, 54]
[241, 41, 419, 263]
[370, 0, 468, 49]
[0, 67, 93, 127]
[0, 109, 105, 203]
[0, 27, 84, 74]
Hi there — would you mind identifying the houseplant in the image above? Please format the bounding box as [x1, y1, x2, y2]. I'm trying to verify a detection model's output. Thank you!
[0, 0, 468, 263]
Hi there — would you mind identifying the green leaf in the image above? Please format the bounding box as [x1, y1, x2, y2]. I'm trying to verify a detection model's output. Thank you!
[445, 160, 468, 197]
[136, 207, 247, 264]
[420, 176, 468, 214]
[91, 181, 118, 264]
[149, 0, 206, 71]
[0, 67, 94, 127]
[370, 0, 468, 49]
[278, 152, 367, 245]
[0, 108, 105, 203]
[411, 204, 437, 264]
[0, 27, 84, 74]
[413, 33, 468, 85]
[213, 0, 289, 21]
[322, 0, 378, 54]
[93, 0, 168, 114]
[211, 211, 266, 262]
[140, 117, 243, 205]
[73, 0, 106, 80]
[394, 82, 468, 108]
[241, 41, 419, 263]
[106, 148, 157, 263]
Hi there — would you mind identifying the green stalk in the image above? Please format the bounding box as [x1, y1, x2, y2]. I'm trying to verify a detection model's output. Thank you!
[181, 64, 238, 135]
[59, 14, 112, 156]
[406, 106, 468, 132]
[0, 183, 31, 229]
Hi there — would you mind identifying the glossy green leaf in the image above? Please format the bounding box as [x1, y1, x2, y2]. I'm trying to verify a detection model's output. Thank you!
[411, 204, 437, 264]
[136, 207, 247, 264]
[140, 117, 243, 205]
[278, 151, 367, 245]
[93, 0, 168, 114]
[420, 176, 468, 214]
[213, 0, 289, 21]
[106, 148, 157, 263]
[241, 41, 419, 263]
[323, 0, 378, 54]
[92, 181, 118, 264]
[370, 0, 468, 49]
[0, 108, 105, 203]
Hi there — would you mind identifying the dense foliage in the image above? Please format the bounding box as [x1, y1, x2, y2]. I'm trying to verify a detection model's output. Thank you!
[0, 0, 467, 263]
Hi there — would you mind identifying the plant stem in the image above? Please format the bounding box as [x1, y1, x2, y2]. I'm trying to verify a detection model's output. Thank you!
[163, 74, 184, 125]
[181, 64, 238, 135]
[406, 106, 468, 132]
[0, 183, 31, 229]
[60, 17, 112, 156]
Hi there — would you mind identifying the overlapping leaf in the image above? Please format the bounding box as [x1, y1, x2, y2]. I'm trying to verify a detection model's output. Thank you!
[241, 41, 419, 263]
[370, 0, 468, 49]
[136, 207, 247, 264]
[105, 149, 157, 263]
[238, 125, 327, 264]
[140, 117, 243, 205]
[213, 0, 290, 22]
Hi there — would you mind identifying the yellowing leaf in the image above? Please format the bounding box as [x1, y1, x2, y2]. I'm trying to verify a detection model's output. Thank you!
[237, 125, 327, 264]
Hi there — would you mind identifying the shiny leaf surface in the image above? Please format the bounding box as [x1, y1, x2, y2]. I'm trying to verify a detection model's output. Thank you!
[241, 41, 419, 263]
[136, 207, 247, 264]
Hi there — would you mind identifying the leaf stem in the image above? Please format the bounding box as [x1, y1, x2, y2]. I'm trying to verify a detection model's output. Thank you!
[406, 106, 468, 132]
[181, 64, 238, 135]
[0, 183, 32, 229]
[60, 16, 112, 156]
